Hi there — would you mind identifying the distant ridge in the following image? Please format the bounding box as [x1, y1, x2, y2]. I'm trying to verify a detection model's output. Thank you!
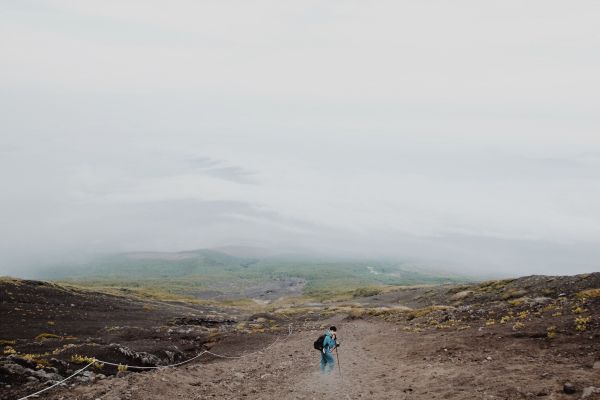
[35, 248, 469, 299]
[209, 245, 277, 258]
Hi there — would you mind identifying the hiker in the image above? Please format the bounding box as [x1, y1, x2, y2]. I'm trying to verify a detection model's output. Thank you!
[319, 326, 338, 374]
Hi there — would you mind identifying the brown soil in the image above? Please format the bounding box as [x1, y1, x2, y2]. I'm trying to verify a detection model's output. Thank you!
[2, 274, 600, 399]
[41, 314, 600, 400]
[0, 278, 250, 399]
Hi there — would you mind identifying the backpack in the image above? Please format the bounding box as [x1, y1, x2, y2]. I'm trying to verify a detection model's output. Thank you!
[313, 334, 326, 351]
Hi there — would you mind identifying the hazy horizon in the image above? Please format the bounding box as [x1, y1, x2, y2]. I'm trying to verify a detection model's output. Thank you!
[1, 1, 599, 277]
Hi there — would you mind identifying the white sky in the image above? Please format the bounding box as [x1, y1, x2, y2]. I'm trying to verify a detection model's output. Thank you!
[1, 1, 599, 276]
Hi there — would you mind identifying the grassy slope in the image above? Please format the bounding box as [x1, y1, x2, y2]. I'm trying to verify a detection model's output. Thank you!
[39, 250, 471, 299]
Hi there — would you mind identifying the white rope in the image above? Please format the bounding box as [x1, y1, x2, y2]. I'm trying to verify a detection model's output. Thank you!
[16, 323, 294, 399]
[17, 361, 95, 400]
[95, 351, 207, 369]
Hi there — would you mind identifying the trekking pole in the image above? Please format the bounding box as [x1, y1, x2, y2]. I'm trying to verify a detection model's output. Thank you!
[335, 346, 343, 380]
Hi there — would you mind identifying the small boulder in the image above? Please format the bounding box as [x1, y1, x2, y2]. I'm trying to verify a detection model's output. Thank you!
[593, 361, 600, 369]
[81, 371, 96, 381]
[33, 369, 63, 381]
[563, 382, 576, 394]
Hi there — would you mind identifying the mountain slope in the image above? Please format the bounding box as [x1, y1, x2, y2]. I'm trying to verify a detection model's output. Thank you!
[36, 249, 469, 300]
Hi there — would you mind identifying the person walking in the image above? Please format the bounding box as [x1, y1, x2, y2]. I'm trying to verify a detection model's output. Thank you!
[320, 326, 338, 374]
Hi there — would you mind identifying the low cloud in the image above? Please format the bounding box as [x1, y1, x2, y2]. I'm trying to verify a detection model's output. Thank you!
[1, 1, 599, 277]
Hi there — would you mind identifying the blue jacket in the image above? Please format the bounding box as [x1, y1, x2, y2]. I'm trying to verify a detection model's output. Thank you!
[323, 331, 336, 354]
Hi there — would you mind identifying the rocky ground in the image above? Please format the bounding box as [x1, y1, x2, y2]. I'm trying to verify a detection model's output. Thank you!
[1, 273, 600, 399]
[0, 278, 269, 399]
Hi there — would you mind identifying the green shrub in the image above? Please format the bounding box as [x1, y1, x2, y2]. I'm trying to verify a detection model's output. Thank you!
[352, 287, 383, 298]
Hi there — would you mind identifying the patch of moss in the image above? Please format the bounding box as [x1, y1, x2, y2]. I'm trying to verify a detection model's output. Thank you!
[508, 298, 527, 307]
[352, 287, 383, 298]
[576, 288, 600, 299]
[572, 306, 587, 314]
[575, 316, 592, 331]
[517, 311, 529, 320]
[407, 305, 450, 320]
[17, 353, 52, 369]
[500, 314, 514, 324]
[476, 279, 515, 293]
[35, 333, 60, 341]
[512, 321, 525, 330]
[501, 289, 527, 300]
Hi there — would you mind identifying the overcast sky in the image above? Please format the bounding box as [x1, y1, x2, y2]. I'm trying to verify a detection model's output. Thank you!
[1, 1, 599, 276]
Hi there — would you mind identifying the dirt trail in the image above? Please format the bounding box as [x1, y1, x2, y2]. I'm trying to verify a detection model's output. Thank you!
[43, 317, 599, 400]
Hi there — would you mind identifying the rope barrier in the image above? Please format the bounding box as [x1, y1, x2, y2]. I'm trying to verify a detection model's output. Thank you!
[17, 361, 95, 400]
[95, 351, 208, 369]
[16, 324, 293, 400]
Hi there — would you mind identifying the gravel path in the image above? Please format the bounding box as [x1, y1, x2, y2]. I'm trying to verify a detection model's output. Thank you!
[45, 318, 599, 400]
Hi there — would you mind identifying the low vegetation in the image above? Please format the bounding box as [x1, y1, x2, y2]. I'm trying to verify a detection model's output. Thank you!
[577, 288, 600, 299]
[40, 251, 467, 303]
[476, 279, 514, 293]
[575, 316, 592, 331]
[351, 287, 383, 298]
[407, 305, 450, 320]
[35, 333, 60, 341]
[2, 272, 600, 400]
[71, 354, 104, 369]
